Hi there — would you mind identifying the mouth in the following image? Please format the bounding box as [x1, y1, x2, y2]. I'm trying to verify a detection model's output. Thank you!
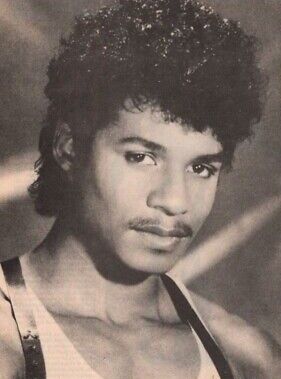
[130, 225, 191, 251]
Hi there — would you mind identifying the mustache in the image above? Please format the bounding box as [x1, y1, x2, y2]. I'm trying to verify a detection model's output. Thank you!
[128, 218, 193, 238]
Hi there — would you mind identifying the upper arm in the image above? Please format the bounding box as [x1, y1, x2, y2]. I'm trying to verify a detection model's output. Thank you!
[0, 274, 25, 378]
[212, 314, 279, 378]
[189, 291, 281, 378]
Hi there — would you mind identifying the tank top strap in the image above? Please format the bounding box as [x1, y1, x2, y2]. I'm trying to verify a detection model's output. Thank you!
[161, 274, 234, 379]
[1, 257, 47, 379]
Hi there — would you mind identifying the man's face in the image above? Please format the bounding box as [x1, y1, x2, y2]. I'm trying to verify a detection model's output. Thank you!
[74, 107, 223, 274]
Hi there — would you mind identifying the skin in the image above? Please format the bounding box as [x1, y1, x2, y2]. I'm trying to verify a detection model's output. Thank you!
[71, 107, 223, 278]
[0, 106, 279, 378]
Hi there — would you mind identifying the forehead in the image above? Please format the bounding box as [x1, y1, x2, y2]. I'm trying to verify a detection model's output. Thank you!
[99, 107, 223, 157]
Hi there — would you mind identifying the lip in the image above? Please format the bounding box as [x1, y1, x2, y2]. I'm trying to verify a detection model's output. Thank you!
[131, 225, 190, 251]
[136, 231, 184, 251]
[131, 225, 190, 238]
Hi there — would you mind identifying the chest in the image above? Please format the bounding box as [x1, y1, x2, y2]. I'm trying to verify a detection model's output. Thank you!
[54, 315, 201, 379]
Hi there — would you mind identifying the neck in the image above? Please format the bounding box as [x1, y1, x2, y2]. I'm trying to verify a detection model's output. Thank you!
[23, 216, 165, 325]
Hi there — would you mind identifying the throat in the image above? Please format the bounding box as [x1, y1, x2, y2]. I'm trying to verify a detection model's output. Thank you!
[22, 218, 178, 325]
[22, 249, 166, 325]
[97, 275, 163, 326]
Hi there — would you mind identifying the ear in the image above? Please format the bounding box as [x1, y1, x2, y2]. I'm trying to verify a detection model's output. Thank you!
[53, 122, 75, 172]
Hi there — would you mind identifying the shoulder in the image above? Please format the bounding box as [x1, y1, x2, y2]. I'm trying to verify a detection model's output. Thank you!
[0, 263, 25, 378]
[189, 290, 281, 378]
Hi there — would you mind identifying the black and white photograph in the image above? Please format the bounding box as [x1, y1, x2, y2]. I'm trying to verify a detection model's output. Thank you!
[0, 1, 281, 378]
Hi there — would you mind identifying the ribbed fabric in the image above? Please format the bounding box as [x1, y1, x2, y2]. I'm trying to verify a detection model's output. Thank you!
[1, 257, 234, 378]
[1, 257, 46, 379]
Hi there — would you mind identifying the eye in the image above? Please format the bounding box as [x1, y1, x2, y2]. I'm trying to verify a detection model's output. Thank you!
[125, 152, 156, 165]
[186, 163, 217, 179]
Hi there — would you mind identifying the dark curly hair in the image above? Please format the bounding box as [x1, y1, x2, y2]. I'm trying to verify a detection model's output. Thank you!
[29, 0, 265, 217]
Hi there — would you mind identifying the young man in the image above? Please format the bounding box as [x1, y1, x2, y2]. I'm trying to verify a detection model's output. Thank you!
[0, 0, 280, 378]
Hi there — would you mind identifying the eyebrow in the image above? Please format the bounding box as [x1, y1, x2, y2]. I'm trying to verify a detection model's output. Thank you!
[193, 152, 225, 164]
[118, 136, 224, 163]
[118, 136, 166, 153]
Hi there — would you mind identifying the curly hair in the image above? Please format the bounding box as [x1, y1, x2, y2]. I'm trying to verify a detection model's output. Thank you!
[29, 0, 265, 216]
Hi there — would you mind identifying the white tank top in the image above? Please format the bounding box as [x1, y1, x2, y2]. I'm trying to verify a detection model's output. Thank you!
[0, 267, 220, 379]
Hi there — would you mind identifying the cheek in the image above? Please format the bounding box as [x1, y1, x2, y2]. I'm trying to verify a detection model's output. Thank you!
[92, 155, 151, 224]
[189, 179, 218, 227]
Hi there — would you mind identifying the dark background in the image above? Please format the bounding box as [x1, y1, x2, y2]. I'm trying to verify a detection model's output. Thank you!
[0, 0, 281, 342]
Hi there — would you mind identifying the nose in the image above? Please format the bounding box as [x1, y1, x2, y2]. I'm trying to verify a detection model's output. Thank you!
[146, 169, 189, 216]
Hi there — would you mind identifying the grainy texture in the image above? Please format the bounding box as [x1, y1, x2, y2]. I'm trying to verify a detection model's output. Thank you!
[0, 0, 280, 344]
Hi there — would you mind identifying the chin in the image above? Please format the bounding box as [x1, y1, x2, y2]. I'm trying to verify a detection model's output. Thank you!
[119, 248, 182, 275]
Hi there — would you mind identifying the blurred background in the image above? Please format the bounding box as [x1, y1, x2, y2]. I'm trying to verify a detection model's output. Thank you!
[0, 0, 281, 342]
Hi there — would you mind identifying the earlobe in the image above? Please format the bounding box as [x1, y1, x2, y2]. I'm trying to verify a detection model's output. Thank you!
[53, 122, 75, 172]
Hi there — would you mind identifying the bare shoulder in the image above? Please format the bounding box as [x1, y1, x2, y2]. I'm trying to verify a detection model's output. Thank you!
[190, 290, 281, 378]
[0, 269, 25, 378]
